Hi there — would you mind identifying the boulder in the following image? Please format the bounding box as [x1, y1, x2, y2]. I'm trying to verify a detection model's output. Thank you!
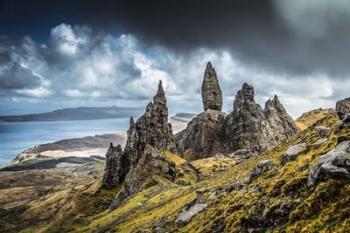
[314, 126, 330, 138]
[201, 62, 222, 111]
[280, 143, 307, 165]
[230, 149, 253, 160]
[308, 140, 350, 187]
[176, 198, 207, 227]
[248, 160, 275, 182]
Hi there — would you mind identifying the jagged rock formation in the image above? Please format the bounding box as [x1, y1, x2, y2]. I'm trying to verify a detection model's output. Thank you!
[111, 145, 176, 208]
[101, 143, 126, 189]
[222, 83, 274, 154]
[177, 64, 298, 160]
[176, 110, 226, 160]
[102, 80, 179, 207]
[128, 80, 178, 160]
[201, 62, 223, 111]
[223, 83, 298, 154]
[264, 95, 299, 142]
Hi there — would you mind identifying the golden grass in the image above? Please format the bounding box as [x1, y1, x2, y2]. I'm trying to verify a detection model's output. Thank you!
[4, 111, 350, 233]
[295, 108, 333, 130]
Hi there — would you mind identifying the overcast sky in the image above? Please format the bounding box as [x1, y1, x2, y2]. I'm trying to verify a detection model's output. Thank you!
[1, 0, 350, 117]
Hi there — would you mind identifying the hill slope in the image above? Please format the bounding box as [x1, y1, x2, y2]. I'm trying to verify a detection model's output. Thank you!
[4, 111, 350, 232]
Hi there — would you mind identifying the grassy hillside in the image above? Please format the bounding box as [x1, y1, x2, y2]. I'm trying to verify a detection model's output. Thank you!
[2, 111, 350, 233]
[295, 108, 333, 130]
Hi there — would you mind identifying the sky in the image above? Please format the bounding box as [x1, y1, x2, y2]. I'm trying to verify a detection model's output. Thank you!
[0, 0, 350, 117]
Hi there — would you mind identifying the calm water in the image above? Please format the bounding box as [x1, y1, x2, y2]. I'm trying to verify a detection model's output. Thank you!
[0, 118, 130, 165]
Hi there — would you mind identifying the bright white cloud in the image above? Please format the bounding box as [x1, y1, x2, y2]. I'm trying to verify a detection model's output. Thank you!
[0, 23, 349, 117]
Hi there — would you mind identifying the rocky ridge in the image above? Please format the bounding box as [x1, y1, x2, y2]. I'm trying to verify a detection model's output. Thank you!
[177, 63, 298, 160]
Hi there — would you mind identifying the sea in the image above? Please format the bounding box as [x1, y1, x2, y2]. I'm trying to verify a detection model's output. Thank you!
[0, 118, 130, 165]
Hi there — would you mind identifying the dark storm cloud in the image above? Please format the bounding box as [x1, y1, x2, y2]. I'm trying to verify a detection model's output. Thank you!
[107, 0, 350, 77]
[0, 1, 350, 116]
[1, 0, 350, 76]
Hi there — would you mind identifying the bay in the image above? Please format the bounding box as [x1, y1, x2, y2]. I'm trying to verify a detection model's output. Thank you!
[0, 118, 130, 164]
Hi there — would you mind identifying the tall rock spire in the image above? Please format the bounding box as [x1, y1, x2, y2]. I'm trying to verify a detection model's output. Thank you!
[101, 143, 126, 189]
[201, 62, 223, 111]
[102, 80, 178, 193]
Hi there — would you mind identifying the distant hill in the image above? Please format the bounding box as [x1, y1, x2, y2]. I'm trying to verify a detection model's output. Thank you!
[0, 106, 144, 122]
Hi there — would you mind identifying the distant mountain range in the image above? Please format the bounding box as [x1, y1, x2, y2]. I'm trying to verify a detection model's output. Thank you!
[0, 106, 145, 122]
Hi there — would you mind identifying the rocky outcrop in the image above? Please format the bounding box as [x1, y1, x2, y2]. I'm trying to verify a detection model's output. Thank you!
[102, 80, 178, 192]
[176, 110, 226, 160]
[336, 98, 350, 119]
[223, 83, 298, 155]
[201, 62, 223, 111]
[223, 83, 274, 154]
[178, 64, 297, 160]
[101, 144, 126, 189]
[308, 140, 350, 187]
[111, 145, 176, 208]
[264, 95, 299, 142]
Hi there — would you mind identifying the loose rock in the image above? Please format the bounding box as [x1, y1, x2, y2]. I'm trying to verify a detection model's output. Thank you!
[176, 199, 208, 226]
[315, 126, 330, 138]
[310, 138, 328, 148]
[280, 143, 307, 165]
[249, 160, 275, 182]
